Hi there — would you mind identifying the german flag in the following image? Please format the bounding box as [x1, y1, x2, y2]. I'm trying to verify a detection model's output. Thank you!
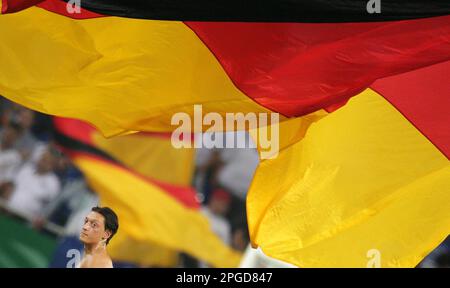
[53, 117, 242, 267]
[0, 0, 449, 135]
[1, 0, 450, 268]
[248, 60, 450, 267]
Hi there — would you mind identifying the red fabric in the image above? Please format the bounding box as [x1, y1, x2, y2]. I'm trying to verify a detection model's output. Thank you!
[372, 60, 450, 159]
[53, 117, 96, 145]
[1, 0, 43, 13]
[1, 0, 6, 13]
[186, 16, 450, 117]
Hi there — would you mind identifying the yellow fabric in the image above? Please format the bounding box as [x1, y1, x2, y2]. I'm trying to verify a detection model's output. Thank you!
[75, 155, 242, 268]
[92, 133, 194, 186]
[249, 109, 327, 159]
[108, 232, 180, 267]
[247, 89, 450, 267]
[0, 7, 274, 137]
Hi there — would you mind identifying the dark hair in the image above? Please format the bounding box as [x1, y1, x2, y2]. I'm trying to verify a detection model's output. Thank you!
[6, 121, 23, 134]
[91, 206, 119, 245]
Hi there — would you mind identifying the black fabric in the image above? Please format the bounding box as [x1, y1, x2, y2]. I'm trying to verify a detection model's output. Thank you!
[63, 0, 450, 22]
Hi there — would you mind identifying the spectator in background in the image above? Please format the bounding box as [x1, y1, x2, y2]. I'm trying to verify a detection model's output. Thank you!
[0, 97, 14, 127]
[7, 145, 61, 219]
[0, 122, 23, 185]
[14, 108, 39, 159]
[201, 187, 232, 245]
[231, 226, 250, 252]
[199, 187, 232, 268]
[194, 131, 259, 203]
[193, 131, 256, 266]
[0, 181, 14, 203]
[194, 148, 222, 204]
[1, 102, 40, 161]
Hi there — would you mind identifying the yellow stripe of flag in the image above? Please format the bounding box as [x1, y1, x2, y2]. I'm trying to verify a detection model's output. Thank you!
[248, 89, 450, 267]
[0, 7, 274, 136]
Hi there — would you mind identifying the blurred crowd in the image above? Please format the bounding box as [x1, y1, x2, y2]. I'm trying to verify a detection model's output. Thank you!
[0, 98, 82, 224]
[0, 96, 448, 268]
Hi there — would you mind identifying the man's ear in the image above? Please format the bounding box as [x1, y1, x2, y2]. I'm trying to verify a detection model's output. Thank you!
[103, 230, 112, 240]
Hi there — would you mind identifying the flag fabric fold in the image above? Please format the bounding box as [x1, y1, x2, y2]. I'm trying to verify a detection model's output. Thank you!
[247, 60, 450, 267]
[1, 3, 450, 135]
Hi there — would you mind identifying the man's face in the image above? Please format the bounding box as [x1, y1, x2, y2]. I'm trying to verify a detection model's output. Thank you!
[209, 197, 230, 216]
[79, 211, 109, 245]
[18, 109, 34, 129]
[1, 126, 19, 149]
[36, 150, 56, 174]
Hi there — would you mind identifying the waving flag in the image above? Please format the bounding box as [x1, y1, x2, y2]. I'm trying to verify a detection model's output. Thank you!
[248, 60, 450, 267]
[0, 1, 449, 135]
